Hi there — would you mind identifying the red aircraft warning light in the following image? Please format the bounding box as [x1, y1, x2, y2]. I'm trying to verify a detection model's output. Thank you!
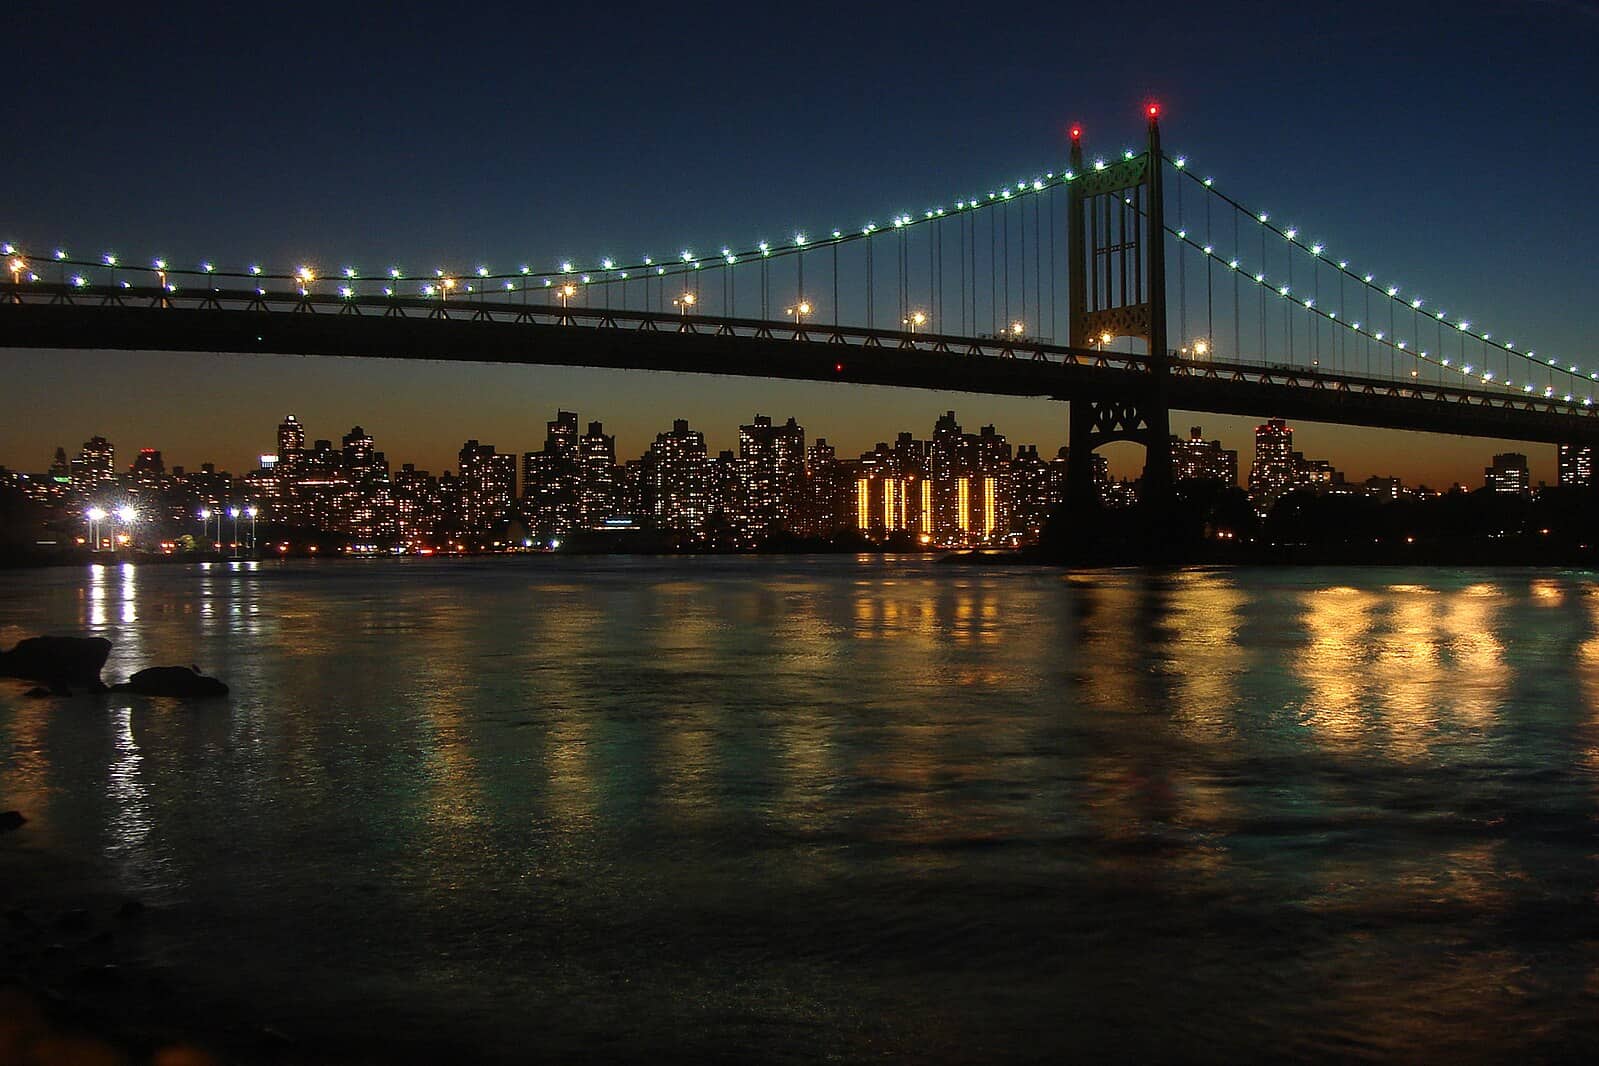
[1146, 102, 1161, 119]
[1069, 124, 1082, 141]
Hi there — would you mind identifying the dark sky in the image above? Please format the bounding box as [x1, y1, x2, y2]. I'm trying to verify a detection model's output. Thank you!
[3, 0, 1596, 485]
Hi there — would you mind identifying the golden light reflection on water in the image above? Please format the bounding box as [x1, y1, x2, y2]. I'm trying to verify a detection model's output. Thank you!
[1299, 581, 1507, 758]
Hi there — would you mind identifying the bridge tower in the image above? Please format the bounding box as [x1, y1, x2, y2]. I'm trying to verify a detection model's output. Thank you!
[1065, 106, 1171, 524]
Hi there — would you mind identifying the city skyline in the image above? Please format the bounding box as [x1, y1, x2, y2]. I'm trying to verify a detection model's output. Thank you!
[10, 401, 1565, 495]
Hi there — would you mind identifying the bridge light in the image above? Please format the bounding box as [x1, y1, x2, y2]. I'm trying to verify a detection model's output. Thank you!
[1278, 286, 1290, 297]
[642, 257, 653, 265]
[1338, 260, 1348, 269]
[1009, 321, 1025, 336]
[104, 254, 117, 266]
[601, 258, 615, 270]
[1284, 228, 1297, 240]
[1202, 245, 1213, 255]
[581, 275, 590, 283]
[832, 230, 842, 239]
[383, 287, 394, 296]
[1228, 259, 1238, 270]
[1094, 160, 1107, 171]
[153, 258, 167, 270]
[1194, 339, 1209, 356]
[71, 275, 86, 287]
[1177, 229, 1187, 239]
[903, 310, 927, 332]
[519, 266, 529, 275]
[339, 286, 354, 298]
[202, 262, 214, 273]
[54, 249, 67, 260]
[795, 233, 808, 245]
[391, 268, 403, 279]
[250, 265, 262, 275]
[680, 250, 693, 262]
[477, 266, 489, 277]
[1411, 298, 1423, 309]
[1310, 243, 1323, 256]
[1254, 273, 1265, 283]
[0, 243, 13, 255]
[1121, 150, 1134, 161]
[1386, 286, 1399, 297]
[561, 261, 573, 272]
[1258, 213, 1269, 223]
[1174, 156, 1187, 169]
[1363, 274, 1373, 283]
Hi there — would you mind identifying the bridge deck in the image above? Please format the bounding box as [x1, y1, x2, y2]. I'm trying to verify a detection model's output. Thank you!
[4, 285, 1597, 446]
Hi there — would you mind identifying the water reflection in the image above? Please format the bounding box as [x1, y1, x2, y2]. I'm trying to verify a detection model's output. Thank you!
[4, 561, 1599, 1060]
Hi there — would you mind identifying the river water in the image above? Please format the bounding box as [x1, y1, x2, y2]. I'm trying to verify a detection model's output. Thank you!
[3, 557, 1599, 1062]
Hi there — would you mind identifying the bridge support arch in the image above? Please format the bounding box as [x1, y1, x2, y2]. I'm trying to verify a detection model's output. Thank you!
[1065, 107, 1172, 532]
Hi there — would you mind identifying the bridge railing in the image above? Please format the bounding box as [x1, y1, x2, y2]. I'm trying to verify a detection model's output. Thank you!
[4, 280, 1596, 423]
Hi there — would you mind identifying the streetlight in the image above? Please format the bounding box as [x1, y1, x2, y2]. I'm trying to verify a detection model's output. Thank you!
[115, 506, 137, 552]
[247, 505, 259, 552]
[558, 282, 577, 309]
[674, 291, 696, 316]
[86, 506, 107, 551]
[903, 310, 927, 333]
[199, 507, 212, 552]
[1009, 322, 1025, 338]
[228, 506, 240, 558]
[788, 301, 812, 326]
[1193, 338, 1210, 357]
[8, 256, 25, 286]
[1099, 331, 1113, 351]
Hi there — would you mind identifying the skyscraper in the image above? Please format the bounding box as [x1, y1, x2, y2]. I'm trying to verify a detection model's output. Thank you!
[1558, 444, 1593, 487]
[277, 415, 306, 468]
[1248, 420, 1296, 505]
[578, 421, 617, 526]
[643, 419, 713, 537]
[522, 411, 583, 536]
[1171, 426, 1239, 486]
[735, 414, 806, 539]
[1484, 452, 1531, 495]
[458, 440, 517, 535]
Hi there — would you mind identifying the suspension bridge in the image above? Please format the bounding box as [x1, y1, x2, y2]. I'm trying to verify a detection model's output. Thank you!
[4, 104, 1597, 511]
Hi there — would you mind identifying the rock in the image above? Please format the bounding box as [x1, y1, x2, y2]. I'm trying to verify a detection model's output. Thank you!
[0, 811, 25, 833]
[111, 666, 229, 699]
[0, 636, 111, 692]
[23, 686, 51, 699]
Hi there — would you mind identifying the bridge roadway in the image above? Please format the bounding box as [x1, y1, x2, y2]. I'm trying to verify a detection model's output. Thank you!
[5, 284, 1598, 447]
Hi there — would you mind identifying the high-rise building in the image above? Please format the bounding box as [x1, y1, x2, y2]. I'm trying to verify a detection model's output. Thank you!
[642, 419, 714, 537]
[1558, 444, 1593, 487]
[1171, 426, 1238, 486]
[1248, 420, 1296, 505]
[277, 415, 306, 468]
[458, 440, 517, 534]
[798, 438, 845, 537]
[130, 448, 165, 480]
[1484, 452, 1531, 495]
[578, 421, 617, 525]
[735, 414, 806, 539]
[1009, 445, 1051, 540]
[70, 436, 116, 495]
[522, 411, 583, 536]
